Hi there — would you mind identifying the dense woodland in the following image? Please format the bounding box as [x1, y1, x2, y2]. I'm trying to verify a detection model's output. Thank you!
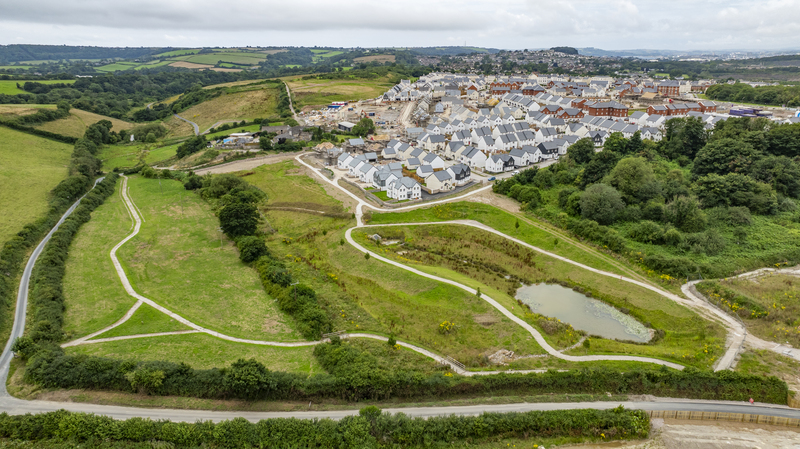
[494, 118, 800, 278]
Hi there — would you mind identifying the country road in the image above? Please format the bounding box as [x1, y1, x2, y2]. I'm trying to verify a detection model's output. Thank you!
[172, 113, 199, 135]
[0, 178, 104, 394]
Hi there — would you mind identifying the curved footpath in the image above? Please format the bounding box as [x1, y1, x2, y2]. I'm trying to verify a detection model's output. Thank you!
[295, 154, 800, 371]
[0, 166, 797, 421]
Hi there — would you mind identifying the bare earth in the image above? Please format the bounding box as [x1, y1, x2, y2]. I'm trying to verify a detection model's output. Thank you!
[567, 419, 800, 449]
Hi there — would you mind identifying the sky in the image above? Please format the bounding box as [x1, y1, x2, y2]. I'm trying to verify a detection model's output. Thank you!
[1, 0, 799, 51]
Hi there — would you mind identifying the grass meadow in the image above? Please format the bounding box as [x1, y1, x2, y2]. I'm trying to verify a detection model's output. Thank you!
[0, 127, 72, 247]
[163, 84, 279, 134]
[246, 162, 546, 367]
[0, 79, 76, 95]
[354, 224, 726, 369]
[94, 304, 192, 339]
[717, 274, 800, 347]
[284, 75, 395, 109]
[62, 185, 136, 339]
[116, 175, 301, 342]
[67, 333, 317, 372]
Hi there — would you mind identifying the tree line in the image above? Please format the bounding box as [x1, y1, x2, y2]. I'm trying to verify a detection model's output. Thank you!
[494, 118, 800, 277]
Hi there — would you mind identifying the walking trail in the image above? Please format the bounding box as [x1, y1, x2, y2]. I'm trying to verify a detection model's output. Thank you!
[62, 173, 685, 372]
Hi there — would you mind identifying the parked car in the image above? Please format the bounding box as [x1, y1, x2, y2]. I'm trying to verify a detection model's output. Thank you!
[488, 176, 496, 181]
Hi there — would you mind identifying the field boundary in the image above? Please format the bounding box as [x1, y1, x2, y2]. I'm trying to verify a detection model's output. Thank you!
[648, 409, 800, 428]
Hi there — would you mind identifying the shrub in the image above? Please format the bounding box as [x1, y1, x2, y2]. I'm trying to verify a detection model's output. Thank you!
[580, 183, 624, 225]
[628, 221, 664, 244]
[236, 236, 269, 263]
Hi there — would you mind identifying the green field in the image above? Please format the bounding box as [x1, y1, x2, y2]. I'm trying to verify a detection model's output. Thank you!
[285, 75, 394, 109]
[116, 176, 301, 342]
[311, 50, 343, 62]
[185, 52, 266, 66]
[164, 83, 279, 133]
[354, 224, 725, 368]
[67, 333, 317, 372]
[246, 162, 546, 366]
[62, 185, 135, 339]
[0, 127, 72, 247]
[133, 60, 173, 70]
[156, 49, 202, 57]
[94, 304, 192, 339]
[0, 79, 76, 95]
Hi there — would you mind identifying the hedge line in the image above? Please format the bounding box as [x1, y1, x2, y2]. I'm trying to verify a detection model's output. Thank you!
[0, 407, 649, 448]
[25, 174, 119, 342]
[0, 121, 78, 144]
[19, 345, 788, 404]
[0, 123, 106, 337]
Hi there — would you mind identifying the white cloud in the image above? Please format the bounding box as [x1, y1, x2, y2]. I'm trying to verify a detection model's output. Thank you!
[0, 0, 798, 50]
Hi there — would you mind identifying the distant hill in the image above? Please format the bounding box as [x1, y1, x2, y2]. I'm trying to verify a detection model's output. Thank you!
[406, 47, 501, 56]
[0, 45, 169, 63]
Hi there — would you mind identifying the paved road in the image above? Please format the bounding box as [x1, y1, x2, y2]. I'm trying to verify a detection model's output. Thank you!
[0, 394, 797, 423]
[0, 178, 104, 395]
[172, 113, 199, 135]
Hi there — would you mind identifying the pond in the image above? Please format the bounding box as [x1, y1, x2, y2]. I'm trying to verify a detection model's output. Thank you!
[516, 283, 651, 343]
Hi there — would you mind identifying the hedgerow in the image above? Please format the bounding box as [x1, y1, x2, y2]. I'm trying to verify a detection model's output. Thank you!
[0, 406, 649, 448]
[18, 342, 789, 404]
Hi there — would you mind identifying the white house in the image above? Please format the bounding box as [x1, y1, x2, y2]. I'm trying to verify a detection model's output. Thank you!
[446, 163, 472, 186]
[522, 145, 543, 163]
[337, 152, 354, 170]
[509, 148, 530, 167]
[358, 163, 378, 183]
[460, 146, 488, 169]
[485, 154, 515, 173]
[422, 152, 445, 170]
[372, 169, 399, 191]
[415, 164, 434, 180]
[387, 177, 421, 200]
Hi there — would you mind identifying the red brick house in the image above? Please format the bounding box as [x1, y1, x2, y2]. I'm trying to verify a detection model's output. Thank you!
[557, 108, 585, 119]
[587, 101, 628, 118]
[657, 80, 681, 96]
[699, 100, 717, 113]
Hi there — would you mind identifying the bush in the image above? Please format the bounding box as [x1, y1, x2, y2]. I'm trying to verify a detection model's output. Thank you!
[580, 183, 625, 225]
[236, 236, 269, 263]
[628, 221, 664, 244]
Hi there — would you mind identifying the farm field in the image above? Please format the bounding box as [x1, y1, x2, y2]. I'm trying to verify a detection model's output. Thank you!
[163, 84, 279, 132]
[285, 74, 395, 109]
[354, 54, 396, 63]
[184, 52, 265, 66]
[155, 49, 201, 57]
[0, 79, 76, 95]
[311, 50, 343, 62]
[34, 109, 133, 138]
[114, 175, 302, 342]
[0, 104, 55, 119]
[0, 126, 72, 247]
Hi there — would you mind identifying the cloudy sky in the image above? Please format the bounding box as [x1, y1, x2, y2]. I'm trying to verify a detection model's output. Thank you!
[1, 0, 799, 51]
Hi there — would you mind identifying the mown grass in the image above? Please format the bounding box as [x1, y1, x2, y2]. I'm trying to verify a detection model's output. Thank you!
[0, 126, 72, 247]
[116, 175, 302, 342]
[185, 52, 266, 66]
[244, 163, 545, 367]
[717, 273, 800, 347]
[62, 185, 135, 339]
[0, 79, 76, 95]
[66, 333, 317, 372]
[92, 304, 192, 339]
[99, 143, 182, 170]
[354, 224, 726, 368]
